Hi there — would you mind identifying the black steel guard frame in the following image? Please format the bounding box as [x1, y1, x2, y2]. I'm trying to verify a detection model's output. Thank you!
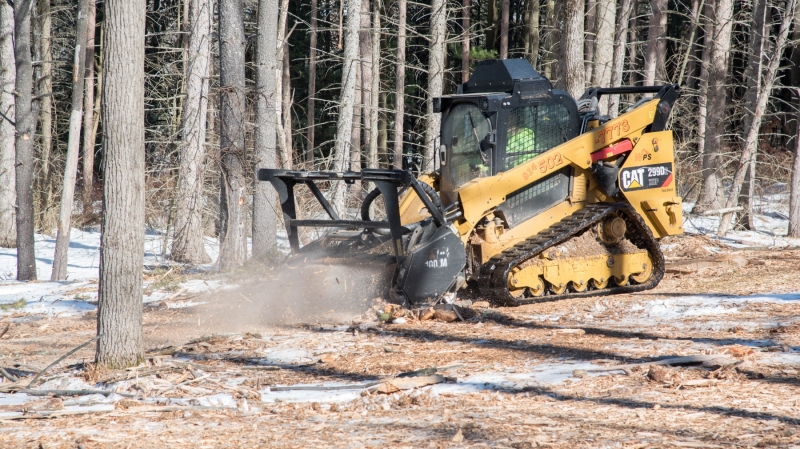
[256, 168, 445, 261]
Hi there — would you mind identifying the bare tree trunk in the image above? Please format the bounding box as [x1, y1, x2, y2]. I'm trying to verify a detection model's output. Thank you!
[462, 0, 470, 82]
[96, 0, 146, 368]
[378, 91, 388, 166]
[676, 0, 704, 87]
[281, 28, 292, 166]
[556, 0, 585, 99]
[218, 0, 247, 271]
[584, 0, 596, 83]
[543, 0, 555, 79]
[424, 0, 445, 173]
[393, 0, 406, 169]
[790, 91, 800, 237]
[306, 0, 318, 162]
[697, 0, 732, 212]
[171, 0, 212, 264]
[275, 0, 291, 170]
[695, 4, 711, 161]
[608, 0, 632, 118]
[592, 0, 615, 113]
[643, 0, 667, 86]
[525, 0, 539, 68]
[52, 0, 90, 281]
[500, 0, 509, 58]
[331, 0, 361, 213]
[36, 0, 52, 201]
[368, 0, 380, 170]
[487, 0, 499, 52]
[360, 0, 373, 173]
[253, 0, 280, 259]
[0, 0, 16, 248]
[349, 0, 366, 182]
[718, 0, 796, 235]
[81, 0, 96, 222]
[14, 0, 39, 280]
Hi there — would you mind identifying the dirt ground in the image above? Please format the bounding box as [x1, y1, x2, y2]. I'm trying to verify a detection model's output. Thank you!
[1, 234, 800, 448]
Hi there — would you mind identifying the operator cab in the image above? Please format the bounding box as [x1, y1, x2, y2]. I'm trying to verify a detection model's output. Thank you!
[435, 59, 581, 206]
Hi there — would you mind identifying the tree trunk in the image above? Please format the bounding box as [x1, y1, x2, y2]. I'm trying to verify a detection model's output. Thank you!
[0, 0, 16, 248]
[218, 0, 248, 271]
[350, 55, 362, 180]
[360, 0, 373, 173]
[499, 0, 509, 58]
[306, 0, 318, 163]
[487, 0, 498, 52]
[556, 0, 585, 99]
[367, 0, 380, 170]
[525, 0, 540, 69]
[676, 0, 704, 87]
[543, 0, 555, 79]
[584, 0, 596, 83]
[462, 0, 470, 83]
[171, 0, 212, 264]
[608, 0, 633, 118]
[275, 0, 291, 170]
[331, 0, 361, 213]
[697, 0, 732, 212]
[393, 0, 406, 169]
[695, 3, 711, 162]
[424, 0, 445, 173]
[282, 23, 292, 167]
[14, 0, 39, 280]
[36, 0, 52, 208]
[51, 0, 90, 281]
[717, 0, 796, 235]
[96, 0, 146, 368]
[253, 0, 280, 259]
[592, 0, 615, 114]
[643, 0, 667, 86]
[790, 91, 800, 237]
[378, 91, 388, 166]
[81, 0, 97, 222]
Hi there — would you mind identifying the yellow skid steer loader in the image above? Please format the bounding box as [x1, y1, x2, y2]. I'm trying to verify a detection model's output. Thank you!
[258, 59, 683, 306]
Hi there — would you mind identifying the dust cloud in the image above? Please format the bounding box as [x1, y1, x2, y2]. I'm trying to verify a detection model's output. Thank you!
[190, 260, 394, 333]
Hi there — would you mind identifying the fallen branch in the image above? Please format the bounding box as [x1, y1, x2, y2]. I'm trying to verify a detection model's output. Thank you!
[0, 366, 19, 382]
[0, 322, 10, 339]
[700, 206, 743, 216]
[270, 381, 381, 392]
[587, 355, 738, 372]
[240, 366, 281, 371]
[0, 405, 232, 421]
[27, 334, 102, 389]
[16, 389, 138, 398]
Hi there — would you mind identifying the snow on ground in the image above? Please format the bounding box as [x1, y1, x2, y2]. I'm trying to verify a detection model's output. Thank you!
[682, 198, 800, 248]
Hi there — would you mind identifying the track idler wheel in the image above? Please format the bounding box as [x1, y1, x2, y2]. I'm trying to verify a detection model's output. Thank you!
[631, 257, 654, 284]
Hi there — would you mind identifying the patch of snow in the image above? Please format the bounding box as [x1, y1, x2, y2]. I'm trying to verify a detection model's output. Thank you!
[194, 393, 237, 408]
[0, 392, 36, 407]
[260, 384, 367, 404]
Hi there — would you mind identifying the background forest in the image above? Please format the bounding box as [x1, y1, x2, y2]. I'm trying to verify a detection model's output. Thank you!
[2, 0, 800, 272]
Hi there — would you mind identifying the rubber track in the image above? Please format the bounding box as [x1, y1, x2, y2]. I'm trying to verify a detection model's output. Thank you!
[478, 203, 665, 306]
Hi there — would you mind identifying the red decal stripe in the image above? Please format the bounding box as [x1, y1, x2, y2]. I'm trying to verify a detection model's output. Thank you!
[590, 139, 633, 163]
[662, 173, 673, 187]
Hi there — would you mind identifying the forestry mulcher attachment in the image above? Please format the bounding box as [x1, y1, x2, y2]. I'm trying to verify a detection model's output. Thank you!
[258, 59, 683, 306]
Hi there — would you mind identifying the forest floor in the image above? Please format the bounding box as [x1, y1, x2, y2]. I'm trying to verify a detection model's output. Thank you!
[1, 233, 800, 448]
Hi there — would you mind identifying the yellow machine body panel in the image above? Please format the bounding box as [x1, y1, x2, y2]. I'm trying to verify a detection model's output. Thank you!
[436, 97, 681, 265]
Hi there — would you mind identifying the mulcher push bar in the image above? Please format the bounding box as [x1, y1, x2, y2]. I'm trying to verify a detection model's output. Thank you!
[257, 168, 443, 260]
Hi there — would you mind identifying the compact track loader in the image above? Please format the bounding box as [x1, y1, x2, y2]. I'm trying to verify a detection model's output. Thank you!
[258, 59, 683, 306]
